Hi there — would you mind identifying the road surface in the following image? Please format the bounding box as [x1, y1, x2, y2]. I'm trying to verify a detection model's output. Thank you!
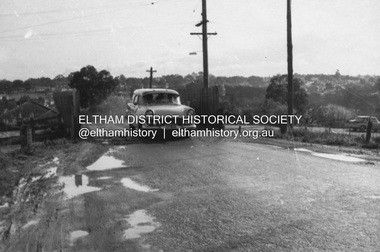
[2, 136, 380, 251]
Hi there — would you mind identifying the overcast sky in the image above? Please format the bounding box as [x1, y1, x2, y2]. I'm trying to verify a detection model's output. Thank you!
[1, 0, 379, 81]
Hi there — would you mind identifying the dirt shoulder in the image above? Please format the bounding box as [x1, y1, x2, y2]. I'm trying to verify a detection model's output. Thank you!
[0, 140, 107, 252]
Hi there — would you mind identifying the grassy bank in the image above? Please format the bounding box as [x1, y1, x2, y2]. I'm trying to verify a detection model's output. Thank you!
[275, 127, 380, 149]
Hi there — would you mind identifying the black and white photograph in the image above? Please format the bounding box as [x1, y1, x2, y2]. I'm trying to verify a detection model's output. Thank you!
[1, 0, 380, 251]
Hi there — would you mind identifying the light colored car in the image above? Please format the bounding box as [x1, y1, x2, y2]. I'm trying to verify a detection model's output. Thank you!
[126, 88, 196, 131]
[346, 116, 380, 132]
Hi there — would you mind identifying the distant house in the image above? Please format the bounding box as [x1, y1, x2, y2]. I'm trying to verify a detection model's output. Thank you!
[0, 100, 59, 129]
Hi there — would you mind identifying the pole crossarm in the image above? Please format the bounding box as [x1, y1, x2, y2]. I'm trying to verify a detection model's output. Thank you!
[190, 32, 217, 35]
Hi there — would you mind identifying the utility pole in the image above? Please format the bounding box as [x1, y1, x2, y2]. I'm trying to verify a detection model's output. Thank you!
[287, 0, 294, 131]
[190, 0, 217, 90]
[146, 67, 156, 88]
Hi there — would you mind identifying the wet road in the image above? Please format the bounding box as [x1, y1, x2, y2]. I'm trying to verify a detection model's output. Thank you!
[68, 137, 380, 251]
[4, 136, 380, 251]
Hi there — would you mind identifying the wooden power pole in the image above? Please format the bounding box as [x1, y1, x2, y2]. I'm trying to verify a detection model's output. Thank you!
[287, 0, 294, 131]
[146, 67, 157, 88]
[190, 0, 217, 90]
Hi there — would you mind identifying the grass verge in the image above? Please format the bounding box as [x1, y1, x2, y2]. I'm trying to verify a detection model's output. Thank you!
[275, 127, 380, 149]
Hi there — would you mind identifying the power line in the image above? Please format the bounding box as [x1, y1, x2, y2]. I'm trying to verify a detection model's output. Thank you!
[0, 0, 180, 35]
[0, 0, 150, 17]
[0, 21, 195, 41]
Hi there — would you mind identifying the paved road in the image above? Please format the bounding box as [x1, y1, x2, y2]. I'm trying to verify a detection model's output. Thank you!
[4, 136, 380, 251]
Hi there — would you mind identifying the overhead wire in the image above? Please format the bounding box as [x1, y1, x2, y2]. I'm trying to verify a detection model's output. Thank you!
[0, 0, 200, 41]
[0, 0, 161, 35]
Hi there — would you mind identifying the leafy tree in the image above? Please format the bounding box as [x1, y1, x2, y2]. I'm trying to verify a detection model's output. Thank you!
[162, 74, 184, 88]
[0, 80, 12, 94]
[68, 65, 118, 108]
[260, 98, 287, 115]
[264, 75, 309, 114]
[312, 104, 356, 128]
[13, 79, 24, 91]
[376, 78, 380, 92]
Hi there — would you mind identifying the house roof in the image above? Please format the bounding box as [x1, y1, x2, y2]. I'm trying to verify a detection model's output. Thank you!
[0, 100, 58, 123]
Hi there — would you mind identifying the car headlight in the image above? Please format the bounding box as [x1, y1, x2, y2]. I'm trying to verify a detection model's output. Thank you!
[145, 110, 154, 116]
[187, 109, 195, 116]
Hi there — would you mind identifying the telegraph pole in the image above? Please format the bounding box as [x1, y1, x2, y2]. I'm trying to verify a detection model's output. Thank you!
[190, 0, 217, 90]
[146, 67, 156, 88]
[201, 0, 209, 90]
[287, 0, 294, 131]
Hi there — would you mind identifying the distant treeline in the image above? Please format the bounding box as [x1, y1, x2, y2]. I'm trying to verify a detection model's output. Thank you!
[0, 72, 267, 95]
[2, 70, 380, 128]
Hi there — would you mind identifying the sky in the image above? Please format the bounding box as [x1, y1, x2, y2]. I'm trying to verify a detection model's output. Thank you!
[0, 0, 379, 81]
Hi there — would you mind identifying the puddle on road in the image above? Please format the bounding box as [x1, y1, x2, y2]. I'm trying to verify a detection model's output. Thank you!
[70, 230, 89, 246]
[45, 167, 58, 178]
[121, 178, 158, 192]
[31, 176, 42, 183]
[0, 203, 9, 209]
[59, 175, 101, 199]
[294, 148, 314, 153]
[98, 176, 112, 180]
[364, 195, 380, 199]
[86, 148, 127, 171]
[294, 148, 365, 162]
[123, 210, 160, 239]
[312, 153, 365, 162]
[22, 219, 40, 229]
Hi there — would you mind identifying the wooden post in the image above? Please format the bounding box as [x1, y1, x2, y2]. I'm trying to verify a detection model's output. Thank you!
[71, 89, 80, 140]
[365, 120, 373, 144]
[75, 175, 83, 186]
[20, 123, 33, 153]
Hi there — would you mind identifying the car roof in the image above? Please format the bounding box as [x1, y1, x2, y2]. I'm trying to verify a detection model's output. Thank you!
[133, 88, 179, 96]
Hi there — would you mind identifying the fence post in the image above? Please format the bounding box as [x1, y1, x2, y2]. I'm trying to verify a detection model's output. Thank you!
[71, 89, 80, 140]
[20, 123, 33, 153]
[365, 120, 372, 144]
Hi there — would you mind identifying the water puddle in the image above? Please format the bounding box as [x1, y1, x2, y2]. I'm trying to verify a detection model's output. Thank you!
[121, 178, 158, 192]
[70, 230, 89, 246]
[98, 176, 112, 180]
[312, 153, 365, 162]
[294, 148, 365, 162]
[294, 148, 313, 153]
[45, 167, 58, 178]
[59, 175, 101, 199]
[123, 210, 160, 239]
[0, 203, 9, 209]
[22, 219, 39, 229]
[364, 195, 380, 199]
[87, 148, 126, 171]
[31, 176, 42, 183]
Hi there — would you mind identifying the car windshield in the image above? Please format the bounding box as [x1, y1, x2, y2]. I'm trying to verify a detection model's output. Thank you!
[142, 93, 180, 105]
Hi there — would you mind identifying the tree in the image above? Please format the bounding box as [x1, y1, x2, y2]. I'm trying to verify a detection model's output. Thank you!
[0, 80, 12, 93]
[68, 65, 118, 108]
[13, 79, 24, 91]
[264, 75, 309, 114]
[312, 104, 356, 128]
[376, 78, 380, 92]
